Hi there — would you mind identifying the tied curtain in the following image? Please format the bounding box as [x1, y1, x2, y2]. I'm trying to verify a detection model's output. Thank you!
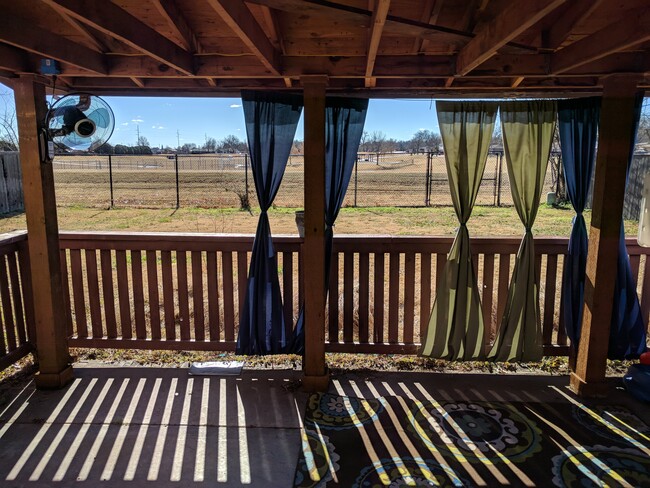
[489, 100, 556, 362]
[292, 97, 369, 354]
[609, 94, 646, 359]
[420, 101, 497, 360]
[557, 97, 600, 351]
[236, 91, 303, 355]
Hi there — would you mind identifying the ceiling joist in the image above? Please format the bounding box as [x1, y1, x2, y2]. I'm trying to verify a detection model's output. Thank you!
[150, 0, 202, 53]
[552, 8, 650, 74]
[455, 0, 566, 76]
[42, 0, 194, 75]
[544, 0, 605, 49]
[365, 0, 391, 87]
[0, 13, 107, 74]
[206, 0, 281, 75]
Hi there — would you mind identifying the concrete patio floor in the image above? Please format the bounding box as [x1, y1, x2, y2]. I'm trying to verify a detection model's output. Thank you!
[0, 365, 648, 487]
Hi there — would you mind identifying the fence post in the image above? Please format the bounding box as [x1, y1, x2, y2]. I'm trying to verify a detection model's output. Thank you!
[175, 153, 180, 209]
[354, 154, 358, 207]
[244, 153, 249, 200]
[108, 155, 114, 208]
[425, 152, 431, 206]
[496, 151, 503, 207]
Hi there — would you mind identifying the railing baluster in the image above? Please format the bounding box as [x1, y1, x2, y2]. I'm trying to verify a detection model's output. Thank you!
[177, 251, 190, 340]
[131, 250, 147, 340]
[8, 252, 27, 344]
[0, 255, 16, 351]
[146, 250, 161, 340]
[116, 250, 132, 339]
[282, 251, 293, 340]
[206, 251, 220, 341]
[419, 252, 432, 343]
[630, 254, 641, 286]
[543, 254, 558, 346]
[237, 251, 248, 324]
[403, 252, 415, 344]
[70, 249, 88, 338]
[85, 249, 103, 339]
[343, 251, 354, 343]
[161, 250, 175, 340]
[358, 252, 369, 343]
[100, 249, 117, 339]
[59, 249, 73, 336]
[496, 254, 510, 326]
[482, 253, 495, 351]
[373, 252, 385, 343]
[222, 251, 235, 342]
[328, 251, 339, 343]
[192, 251, 205, 341]
[388, 252, 400, 344]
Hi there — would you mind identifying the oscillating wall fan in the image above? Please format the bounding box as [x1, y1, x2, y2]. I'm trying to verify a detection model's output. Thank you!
[46, 93, 115, 152]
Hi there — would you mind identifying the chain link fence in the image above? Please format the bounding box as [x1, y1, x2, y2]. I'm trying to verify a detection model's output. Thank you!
[52, 152, 564, 209]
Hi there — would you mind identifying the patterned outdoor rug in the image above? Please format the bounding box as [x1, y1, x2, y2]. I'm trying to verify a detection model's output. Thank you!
[293, 392, 650, 487]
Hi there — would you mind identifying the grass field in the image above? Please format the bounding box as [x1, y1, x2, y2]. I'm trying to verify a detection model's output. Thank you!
[0, 203, 640, 238]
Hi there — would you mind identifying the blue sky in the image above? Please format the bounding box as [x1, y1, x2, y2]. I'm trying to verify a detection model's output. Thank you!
[0, 85, 440, 147]
[103, 96, 441, 147]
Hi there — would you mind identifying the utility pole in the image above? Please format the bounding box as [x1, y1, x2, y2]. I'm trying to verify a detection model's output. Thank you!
[177, 129, 181, 152]
[136, 124, 140, 145]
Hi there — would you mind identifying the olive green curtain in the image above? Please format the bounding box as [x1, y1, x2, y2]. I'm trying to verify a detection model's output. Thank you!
[420, 101, 497, 360]
[489, 100, 556, 362]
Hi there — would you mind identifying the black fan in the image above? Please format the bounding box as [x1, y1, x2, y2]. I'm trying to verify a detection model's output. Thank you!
[46, 93, 115, 151]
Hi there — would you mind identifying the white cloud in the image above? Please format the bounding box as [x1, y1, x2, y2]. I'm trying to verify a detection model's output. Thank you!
[230, 104, 242, 108]
[121, 122, 129, 126]
[132, 117, 144, 123]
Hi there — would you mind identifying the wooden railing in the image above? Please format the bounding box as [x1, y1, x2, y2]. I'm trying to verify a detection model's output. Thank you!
[0, 231, 35, 371]
[59, 232, 650, 356]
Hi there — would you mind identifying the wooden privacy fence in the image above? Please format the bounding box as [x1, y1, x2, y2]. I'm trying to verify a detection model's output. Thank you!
[56, 232, 650, 357]
[0, 232, 35, 370]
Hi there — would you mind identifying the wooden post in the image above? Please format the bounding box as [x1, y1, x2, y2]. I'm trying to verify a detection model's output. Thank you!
[14, 76, 73, 388]
[301, 75, 329, 391]
[570, 76, 642, 397]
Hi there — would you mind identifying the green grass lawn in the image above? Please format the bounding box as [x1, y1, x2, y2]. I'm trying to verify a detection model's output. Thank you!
[0, 203, 640, 238]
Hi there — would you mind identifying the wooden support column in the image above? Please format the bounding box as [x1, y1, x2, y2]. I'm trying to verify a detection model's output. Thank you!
[301, 75, 329, 391]
[14, 76, 73, 389]
[570, 76, 642, 397]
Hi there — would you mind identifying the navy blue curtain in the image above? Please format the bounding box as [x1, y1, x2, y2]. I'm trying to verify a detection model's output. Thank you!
[292, 97, 369, 353]
[609, 94, 646, 359]
[558, 97, 600, 350]
[236, 91, 303, 355]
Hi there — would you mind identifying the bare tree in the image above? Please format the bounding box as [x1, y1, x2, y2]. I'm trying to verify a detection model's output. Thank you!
[0, 91, 18, 150]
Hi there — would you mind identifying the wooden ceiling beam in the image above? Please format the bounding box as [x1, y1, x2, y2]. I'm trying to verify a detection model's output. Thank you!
[206, 0, 280, 75]
[248, 0, 537, 51]
[365, 0, 391, 87]
[0, 44, 33, 72]
[0, 14, 107, 74]
[552, 8, 650, 74]
[150, 0, 202, 53]
[544, 0, 605, 50]
[42, 0, 194, 75]
[50, 8, 108, 53]
[455, 0, 566, 76]
[412, 0, 444, 53]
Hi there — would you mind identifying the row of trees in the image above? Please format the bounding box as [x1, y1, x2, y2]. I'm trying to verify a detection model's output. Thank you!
[94, 134, 249, 155]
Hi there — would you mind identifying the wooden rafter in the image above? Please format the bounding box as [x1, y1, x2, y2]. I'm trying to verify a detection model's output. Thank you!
[0, 44, 32, 73]
[552, 8, 650, 74]
[42, 0, 194, 75]
[365, 0, 391, 87]
[206, 0, 280, 75]
[455, 0, 566, 76]
[258, 5, 292, 86]
[150, 0, 202, 53]
[545, 0, 605, 49]
[50, 7, 107, 53]
[412, 0, 444, 53]
[0, 14, 107, 74]
[130, 77, 145, 88]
